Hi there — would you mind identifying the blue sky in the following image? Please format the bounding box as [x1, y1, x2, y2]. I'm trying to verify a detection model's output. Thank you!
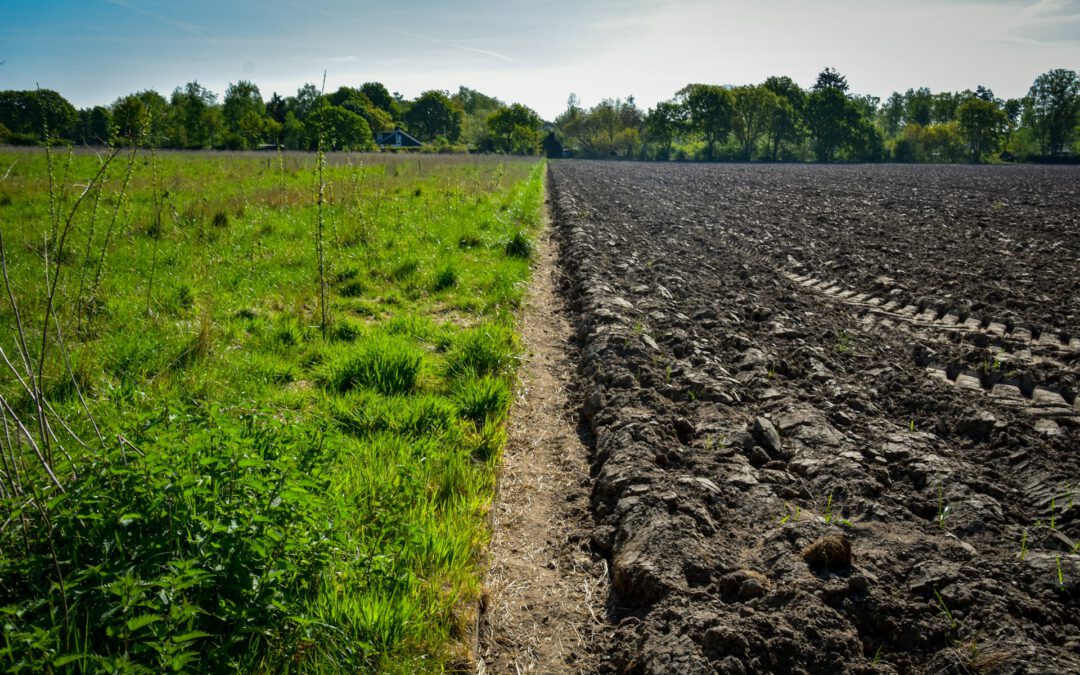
[1, 0, 1078, 119]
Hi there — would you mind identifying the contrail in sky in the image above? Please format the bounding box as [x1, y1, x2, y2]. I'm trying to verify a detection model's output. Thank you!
[272, 0, 530, 66]
[106, 0, 211, 38]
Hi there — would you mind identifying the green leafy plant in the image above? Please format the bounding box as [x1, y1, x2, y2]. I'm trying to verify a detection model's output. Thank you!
[834, 330, 852, 353]
[778, 502, 802, 525]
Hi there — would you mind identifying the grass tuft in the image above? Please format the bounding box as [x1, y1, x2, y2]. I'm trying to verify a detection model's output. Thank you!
[454, 375, 512, 427]
[321, 335, 423, 395]
[432, 264, 459, 292]
[446, 323, 518, 378]
[504, 230, 533, 258]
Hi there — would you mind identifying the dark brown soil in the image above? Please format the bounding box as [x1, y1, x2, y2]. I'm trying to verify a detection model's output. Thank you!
[548, 161, 1080, 674]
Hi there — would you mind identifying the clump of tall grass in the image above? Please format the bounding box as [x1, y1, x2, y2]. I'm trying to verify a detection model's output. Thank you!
[320, 335, 423, 395]
[389, 258, 420, 282]
[504, 230, 533, 258]
[332, 390, 459, 438]
[432, 263, 459, 292]
[446, 323, 518, 378]
[268, 315, 305, 349]
[453, 375, 512, 427]
[331, 317, 363, 342]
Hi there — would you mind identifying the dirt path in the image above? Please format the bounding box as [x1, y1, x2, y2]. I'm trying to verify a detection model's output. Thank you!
[477, 200, 606, 673]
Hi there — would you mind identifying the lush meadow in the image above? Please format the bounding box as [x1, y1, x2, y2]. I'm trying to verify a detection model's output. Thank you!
[0, 147, 543, 672]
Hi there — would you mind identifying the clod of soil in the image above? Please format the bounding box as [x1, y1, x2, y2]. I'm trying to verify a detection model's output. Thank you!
[802, 531, 853, 571]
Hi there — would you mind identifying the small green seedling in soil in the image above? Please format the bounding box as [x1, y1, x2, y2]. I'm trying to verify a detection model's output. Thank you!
[937, 481, 950, 528]
[823, 492, 852, 527]
[824, 492, 836, 524]
[834, 331, 852, 353]
[1020, 529, 1029, 561]
[1050, 498, 1057, 530]
[934, 589, 958, 630]
[704, 434, 728, 450]
[910, 418, 915, 432]
[778, 502, 802, 525]
[1056, 556, 1066, 592]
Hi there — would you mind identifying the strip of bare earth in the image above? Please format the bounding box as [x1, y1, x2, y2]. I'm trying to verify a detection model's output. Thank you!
[478, 185, 607, 674]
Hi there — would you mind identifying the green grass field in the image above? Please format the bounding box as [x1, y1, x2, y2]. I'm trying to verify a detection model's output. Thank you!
[0, 147, 543, 672]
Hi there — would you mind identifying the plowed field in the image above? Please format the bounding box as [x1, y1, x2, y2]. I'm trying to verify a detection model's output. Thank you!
[548, 161, 1080, 674]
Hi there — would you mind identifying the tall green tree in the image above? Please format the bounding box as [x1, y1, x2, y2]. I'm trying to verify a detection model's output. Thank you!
[486, 103, 542, 154]
[266, 92, 287, 124]
[731, 85, 779, 160]
[1025, 68, 1080, 156]
[957, 95, 1006, 162]
[554, 94, 586, 153]
[111, 90, 168, 145]
[85, 106, 113, 144]
[880, 92, 906, 137]
[404, 90, 462, 142]
[931, 91, 961, 124]
[328, 86, 393, 135]
[676, 83, 733, 160]
[763, 76, 805, 161]
[0, 89, 78, 140]
[903, 87, 933, 126]
[644, 100, 684, 159]
[291, 83, 322, 121]
[223, 80, 267, 149]
[170, 81, 217, 148]
[360, 82, 398, 118]
[455, 86, 505, 149]
[814, 67, 849, 92]
[571, 98, 643, 158]
[806, 69, 855, 162]
[305, 105, 373, 151]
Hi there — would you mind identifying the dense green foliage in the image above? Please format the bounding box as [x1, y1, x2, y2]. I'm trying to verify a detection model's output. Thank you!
[0, 83, 545, 156]
[0, 148, 544, 671]
[554, 67, 1080, 163]
[3, 67, 1077, 162]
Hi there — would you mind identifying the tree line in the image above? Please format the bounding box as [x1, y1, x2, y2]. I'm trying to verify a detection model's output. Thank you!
[2, 66, 1078, 161]
[555, 67, 1080, 163]
[0, 80, 548, 154]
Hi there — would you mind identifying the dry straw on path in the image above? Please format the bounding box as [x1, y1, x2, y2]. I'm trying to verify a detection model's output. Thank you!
[477, 211, 606, 674]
